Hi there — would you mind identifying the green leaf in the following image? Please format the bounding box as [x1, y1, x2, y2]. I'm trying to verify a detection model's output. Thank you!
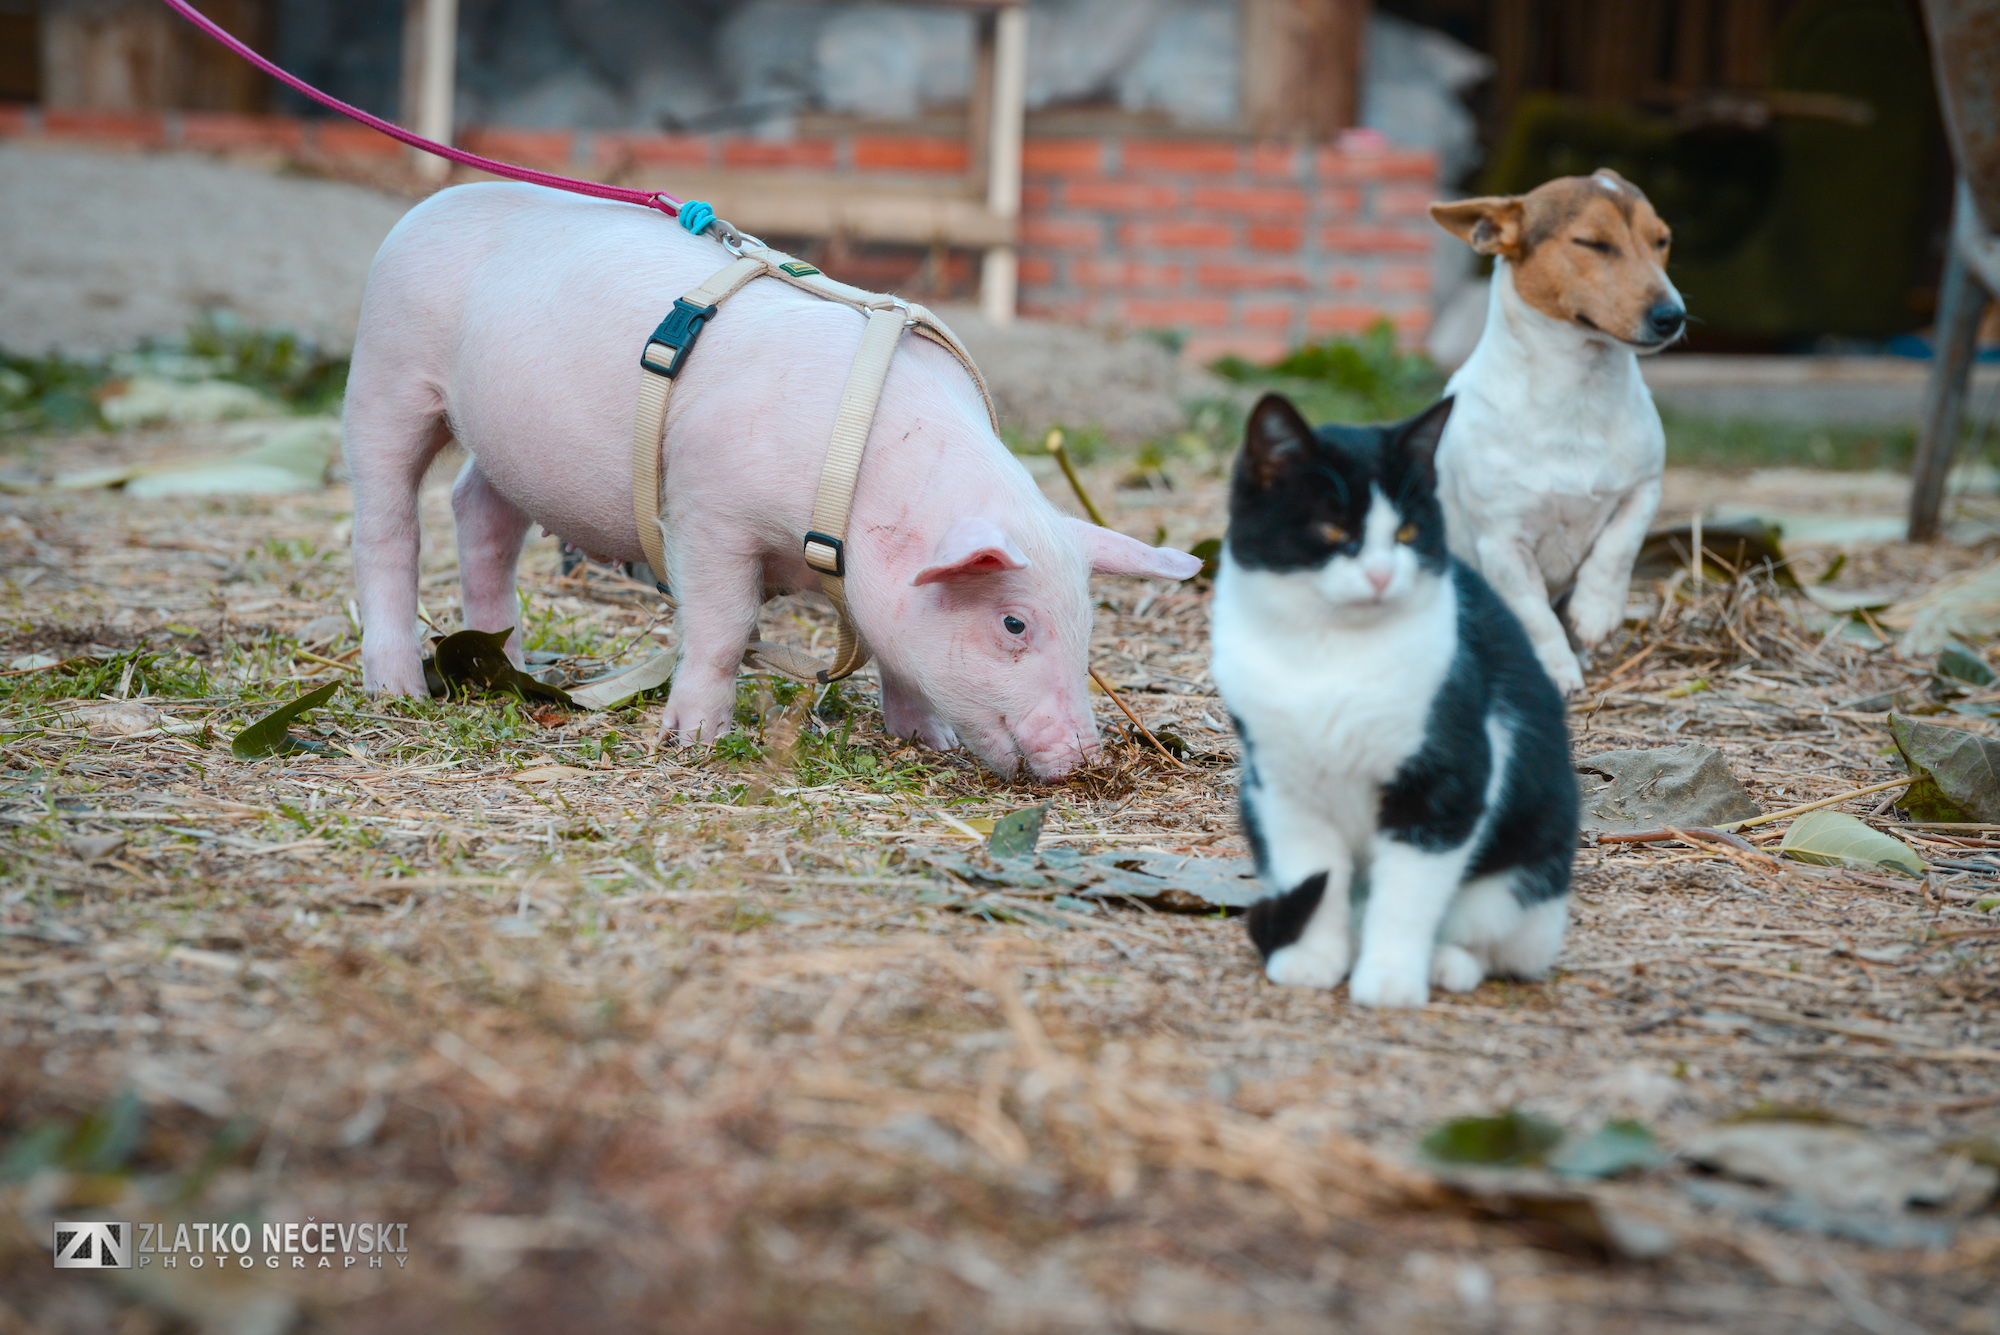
[1548, 1120, 1666, 1179]
[1779, 810, 1924, 876]
[1937, 645, 1996, 688]
[1889, 713, 2000, 822]
[988, 803, 1047, 859]
[1189, 537, 1222, 581]
[230, 680, 339, 759]
[568, 651, 675, 711]
[1419, 1109, 1564, 1168]
[432, 628, 575, 707]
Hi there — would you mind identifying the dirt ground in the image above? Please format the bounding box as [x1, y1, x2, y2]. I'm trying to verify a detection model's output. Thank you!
[0, 416, 1996, 1335]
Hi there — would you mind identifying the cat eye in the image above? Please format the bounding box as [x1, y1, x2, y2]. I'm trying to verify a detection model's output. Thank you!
[1003, 615, 1027, 635]
[1316, 523, 1349, 545]
[1395, 523, 1418, 543]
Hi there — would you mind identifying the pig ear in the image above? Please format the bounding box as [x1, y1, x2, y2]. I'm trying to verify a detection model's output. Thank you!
[1067, 518, 1205, 581]
[911, 517, 1030, 586]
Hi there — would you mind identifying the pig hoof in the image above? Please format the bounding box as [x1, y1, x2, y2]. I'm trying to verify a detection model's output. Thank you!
[653, 711, 733, 749]
[362, 661, 431, 697]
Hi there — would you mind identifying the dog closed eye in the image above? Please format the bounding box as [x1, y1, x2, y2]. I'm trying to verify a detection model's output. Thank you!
[1570, 237, 1617, 255]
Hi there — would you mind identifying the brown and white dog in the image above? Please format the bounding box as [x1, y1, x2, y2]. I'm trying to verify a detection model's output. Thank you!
[1428, 169, 1683, 694]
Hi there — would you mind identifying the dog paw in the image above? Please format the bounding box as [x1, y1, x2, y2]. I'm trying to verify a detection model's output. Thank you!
[1567, 598, 1625, 648]
[1431, 945, 1485, 993]
[1538, 646, 1585, 696]
[1348, 957, 1430, 1008]
[1265, 941, 1350, 990]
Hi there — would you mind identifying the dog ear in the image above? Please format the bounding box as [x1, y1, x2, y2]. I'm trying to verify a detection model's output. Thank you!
[1241, 393, 1314, 488]
[1429, 196, 1525, 258]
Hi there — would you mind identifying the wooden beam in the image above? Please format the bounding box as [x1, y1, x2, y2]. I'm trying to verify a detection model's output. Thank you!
[610, 169, 1015, 248]
[979, 2, 1026, 324]
[1910, 188, 1994, 542]
[1240, 0, 1367, 140]
[41, 0, 176, 110]
[401, 0, 457, 179]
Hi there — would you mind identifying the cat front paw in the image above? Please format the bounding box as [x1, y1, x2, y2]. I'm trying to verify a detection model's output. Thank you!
[1431, 945, 1485, 994]
[1347, 958, 1430, 1008]
[1264, 941, 1351, 990]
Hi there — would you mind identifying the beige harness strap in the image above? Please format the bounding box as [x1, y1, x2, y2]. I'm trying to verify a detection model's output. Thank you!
[804, 305, 907, 680]
[629, 238, 994, 683]
[630, 255, 765, 579]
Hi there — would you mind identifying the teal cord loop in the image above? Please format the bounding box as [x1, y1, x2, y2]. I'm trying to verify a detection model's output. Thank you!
[678, 200, 716, 237]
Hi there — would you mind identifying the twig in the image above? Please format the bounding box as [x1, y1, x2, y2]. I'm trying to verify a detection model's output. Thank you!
[1090, 668, 1189, 770]
[1045, 429, 1110, 528]
[1720, 777, 1915, 832]
[1595, 638, 1661, 686]
[293, 645, 360, 674]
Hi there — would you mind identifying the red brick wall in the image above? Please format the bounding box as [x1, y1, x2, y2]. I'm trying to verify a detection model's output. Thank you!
[1018, 136, 1437, 361]
[0, 106, 1438, 359]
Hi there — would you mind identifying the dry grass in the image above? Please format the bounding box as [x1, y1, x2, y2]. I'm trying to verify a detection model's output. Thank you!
[0, 425, 1997, 1334]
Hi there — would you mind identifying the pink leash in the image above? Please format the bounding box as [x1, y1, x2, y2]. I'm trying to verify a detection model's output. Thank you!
[155, 0, 684, 219]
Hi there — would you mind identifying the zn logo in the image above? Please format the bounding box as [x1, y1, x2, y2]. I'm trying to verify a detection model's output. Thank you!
[53, 1221, 131, 1269]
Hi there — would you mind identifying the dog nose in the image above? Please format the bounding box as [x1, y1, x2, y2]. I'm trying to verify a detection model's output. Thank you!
[1646, 302, 1685, 340]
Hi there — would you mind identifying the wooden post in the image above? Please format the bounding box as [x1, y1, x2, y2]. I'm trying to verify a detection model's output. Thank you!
[1909, 187, 1993, 543]
[1240, 0, 1366, 139]
[41, 0, 175, 110]
[979, 2, 1025, 326]
[401, 0, 457, 180]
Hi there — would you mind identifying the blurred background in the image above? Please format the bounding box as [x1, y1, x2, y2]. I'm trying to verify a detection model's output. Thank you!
[1, 0, 1996, 488]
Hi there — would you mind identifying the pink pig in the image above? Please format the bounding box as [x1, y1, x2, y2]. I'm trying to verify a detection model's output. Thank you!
[344, 183, 1199, 779]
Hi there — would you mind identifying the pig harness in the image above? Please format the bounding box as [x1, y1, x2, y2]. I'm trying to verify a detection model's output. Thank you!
[630, 216, 998, 683]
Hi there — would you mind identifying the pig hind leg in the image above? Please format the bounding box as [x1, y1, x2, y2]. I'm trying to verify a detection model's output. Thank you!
[348, 386, 451, 696]
[656, 540, 762, 747]
[451, 460, 532, 665]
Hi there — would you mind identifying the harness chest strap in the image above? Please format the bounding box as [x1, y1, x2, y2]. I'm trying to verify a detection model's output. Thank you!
[630, 243, 997, 683]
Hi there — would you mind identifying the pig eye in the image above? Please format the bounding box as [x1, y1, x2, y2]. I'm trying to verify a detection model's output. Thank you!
[1003, 615, 1027, 635]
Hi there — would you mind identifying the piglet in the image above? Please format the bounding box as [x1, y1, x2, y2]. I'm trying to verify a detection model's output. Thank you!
[344, 183, 1200, 779]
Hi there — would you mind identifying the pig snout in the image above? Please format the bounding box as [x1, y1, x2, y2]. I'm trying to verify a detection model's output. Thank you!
[1011, 700, 1102, 781]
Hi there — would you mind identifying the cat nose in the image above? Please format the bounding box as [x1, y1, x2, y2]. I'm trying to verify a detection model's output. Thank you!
[1365, 565, 1393, 593]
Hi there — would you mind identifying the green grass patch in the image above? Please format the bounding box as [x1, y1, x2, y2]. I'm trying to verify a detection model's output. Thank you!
[1209, 319, 1446, 426]
[0, 312, 350, 436]
[1661, 409, 1921, 472]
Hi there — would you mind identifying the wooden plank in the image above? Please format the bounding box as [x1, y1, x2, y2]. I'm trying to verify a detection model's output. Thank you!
[1909, 189, 1994, 542]
[401, 0, 456, 179]
[1241, 0, 1366, 139]
[41, 0, 176, 109]
[1489, 0, 1535, 133]
[612, 169, 1015, 248]
[979, 2, 1026, 323]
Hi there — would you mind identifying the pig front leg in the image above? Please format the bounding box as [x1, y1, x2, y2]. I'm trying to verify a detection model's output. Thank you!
[348, 393, 450, 697]
[880, 671, 959, 752]
[451, 460, 532, 664]
[654, 541, 761, 748]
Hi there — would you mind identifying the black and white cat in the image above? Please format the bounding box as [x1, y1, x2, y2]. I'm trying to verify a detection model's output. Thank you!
[1211, 393, 1578, 1008]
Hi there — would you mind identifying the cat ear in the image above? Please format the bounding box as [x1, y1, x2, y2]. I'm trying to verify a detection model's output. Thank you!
[1242, 393, 1314, 487]
[1399, 397, 1455, 482]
